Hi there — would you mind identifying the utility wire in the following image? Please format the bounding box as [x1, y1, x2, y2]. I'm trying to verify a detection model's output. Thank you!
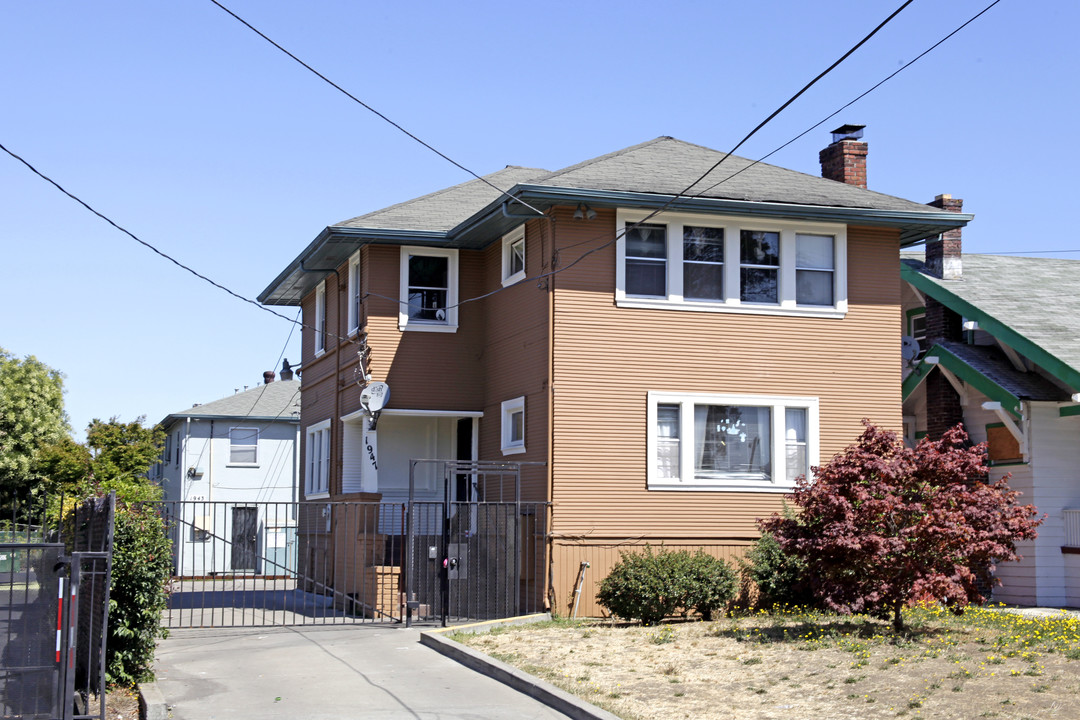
[207, 0, 546, 220]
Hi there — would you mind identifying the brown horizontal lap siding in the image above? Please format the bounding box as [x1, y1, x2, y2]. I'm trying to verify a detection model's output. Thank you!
[476, 220, 550, 503]
[549, 210, 902, 538]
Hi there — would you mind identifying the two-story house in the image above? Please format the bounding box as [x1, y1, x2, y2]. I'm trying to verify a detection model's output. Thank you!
[259, 129, 971, 616]
[901, 218, 1080, 608]
[156, 368, 302, 577]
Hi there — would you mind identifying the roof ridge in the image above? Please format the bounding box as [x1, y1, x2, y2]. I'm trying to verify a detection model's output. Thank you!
[333, 165, 549, 227]
[536, 136, 676, 184]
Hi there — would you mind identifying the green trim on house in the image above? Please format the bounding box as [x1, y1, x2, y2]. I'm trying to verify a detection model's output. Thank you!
[906, 307, 926, 320]
[1060, 404, 1080, 418]
[901, 264, 1080, 391]
[902, 343, 1023, 417]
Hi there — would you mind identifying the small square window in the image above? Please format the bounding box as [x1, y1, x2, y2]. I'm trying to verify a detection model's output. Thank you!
[229, 427, 258, 465]
[501, 396, 526, 455]
[399, 247, 459, 332]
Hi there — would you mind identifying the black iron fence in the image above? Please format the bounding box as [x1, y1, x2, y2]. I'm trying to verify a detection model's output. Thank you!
[155, 499, 550, 629]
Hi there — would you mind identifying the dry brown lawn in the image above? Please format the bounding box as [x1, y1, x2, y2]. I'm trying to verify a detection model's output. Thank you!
[453, 606, 1080, 720]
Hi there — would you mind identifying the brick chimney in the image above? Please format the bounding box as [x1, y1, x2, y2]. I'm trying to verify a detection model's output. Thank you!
[819, 124, 868, 188]
[925, 194, 963, 280]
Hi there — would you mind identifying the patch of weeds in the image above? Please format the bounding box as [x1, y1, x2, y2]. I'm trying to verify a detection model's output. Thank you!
[952, 685, 963, 693]
[661, 664, 679, 676]
[668, 678, 682, 684]
[844, 675, 864, 684]
[743, 657, 763, 666]
[1065, 648, 1080, 660]
[674, 691, 685, 697]
[647, 626, 676, 645]
[575, 674, 590, 682]
[1031, 684, 1050, 693]
[747, 686, 767, 695]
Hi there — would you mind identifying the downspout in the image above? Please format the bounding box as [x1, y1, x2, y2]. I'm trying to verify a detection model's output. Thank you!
[183, 417, 191, 500]
[208, 419, 214, 504]
[545, 214, 557, 613]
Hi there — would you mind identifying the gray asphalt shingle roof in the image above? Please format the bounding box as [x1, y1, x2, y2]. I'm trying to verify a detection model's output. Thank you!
[529, 137, 938, 213]
[163, 380, 301, 424]
[903, 253, 1080, 388]
[937, 341, 1069, 402]
[332, 137, 951, 234]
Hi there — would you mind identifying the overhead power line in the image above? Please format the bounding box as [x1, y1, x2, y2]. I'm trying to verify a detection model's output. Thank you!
[207, 0, 546, 220]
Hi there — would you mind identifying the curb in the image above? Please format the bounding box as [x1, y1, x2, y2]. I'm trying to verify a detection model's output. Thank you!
[421, 617, 621, 720]
[138, 681, 168, 720]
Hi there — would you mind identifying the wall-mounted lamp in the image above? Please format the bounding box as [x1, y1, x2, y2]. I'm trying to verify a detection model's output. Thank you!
[573, 203, 597, 220]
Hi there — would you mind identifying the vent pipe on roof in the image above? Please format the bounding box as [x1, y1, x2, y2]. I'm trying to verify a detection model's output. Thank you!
[263, 371, 275, 384]
[819, 124, 868, 188]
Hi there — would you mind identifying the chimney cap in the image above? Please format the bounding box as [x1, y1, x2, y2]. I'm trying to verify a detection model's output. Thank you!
[830, 124, 866, 143]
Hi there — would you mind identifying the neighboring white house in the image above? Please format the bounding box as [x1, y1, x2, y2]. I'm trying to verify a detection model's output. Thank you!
[901, 243, 1080, 608]
[154, 370, 302, 577]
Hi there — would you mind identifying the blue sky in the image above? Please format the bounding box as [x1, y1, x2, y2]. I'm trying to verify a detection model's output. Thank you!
[2, 0, 1076, 439]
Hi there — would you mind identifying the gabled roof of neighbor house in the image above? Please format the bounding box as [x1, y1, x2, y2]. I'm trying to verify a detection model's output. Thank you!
[902, 253, 1080, 393]
[261, 137, 971, 305]
[903, 340, 1070, 417]
[160, 380, 302, 427]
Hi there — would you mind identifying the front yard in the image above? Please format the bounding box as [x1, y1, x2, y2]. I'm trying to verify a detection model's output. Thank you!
[453, 606, 1080, 720]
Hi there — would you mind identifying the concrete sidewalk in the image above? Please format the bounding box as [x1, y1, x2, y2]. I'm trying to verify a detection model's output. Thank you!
[149, 624, 576, 719]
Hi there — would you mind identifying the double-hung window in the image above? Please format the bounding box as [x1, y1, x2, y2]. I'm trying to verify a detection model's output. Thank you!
[625, 223, 667, 297]
[501, 396, 526, 455]
[305, 420, 331, 497]
[616, 209, 846, 317]
[501, 226, 526, 286]
[347, 251, 362, 335]
[229, 427, 258, 465]
[399, 247, 459, 332]
[314, 281, 327, 355]
[647, 391, 818, 491]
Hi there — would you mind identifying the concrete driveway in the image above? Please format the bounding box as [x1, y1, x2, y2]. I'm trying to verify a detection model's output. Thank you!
[150, 624, 575, 719]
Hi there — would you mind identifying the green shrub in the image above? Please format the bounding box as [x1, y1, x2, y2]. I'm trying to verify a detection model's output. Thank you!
[676, 551, 738, 621]
[596, 546, 737, 624]
[107, 504, 172, 686]
[743, 531, 815, 610]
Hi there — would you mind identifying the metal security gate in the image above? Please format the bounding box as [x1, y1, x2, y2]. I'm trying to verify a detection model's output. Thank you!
[159, 461, 549, 629]
[0, 494, 114, 720]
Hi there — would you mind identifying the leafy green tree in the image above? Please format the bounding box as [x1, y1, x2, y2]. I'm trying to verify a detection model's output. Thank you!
[85, 417, 165, 503]
[0, 347, 70, 507]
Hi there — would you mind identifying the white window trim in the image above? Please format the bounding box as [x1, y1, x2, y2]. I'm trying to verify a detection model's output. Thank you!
[227, 426, 259, 466]
[616, 209, 847, 318]
[347, 251, 361, 336]
[305, 419, 331, 499]
[314, 280, 327, 356]
[646, 391, 819, 492]
[501, 225, 526, 287]
[500, 396, 526, 455]
[398, 246, 459, 333]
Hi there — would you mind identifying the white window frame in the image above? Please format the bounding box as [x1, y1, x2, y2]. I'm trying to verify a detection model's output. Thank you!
[500, 396, 526, 455]
[616, 209, 847, 318]
[646, 391, 819, 492]
[305, 419, 331, 498]
[228, 427, 259, 466]
[347, 251, 361, 336]
[398, 246, 459, 333]
[314, 280, 327, 356]
[501, 225, 526, 287]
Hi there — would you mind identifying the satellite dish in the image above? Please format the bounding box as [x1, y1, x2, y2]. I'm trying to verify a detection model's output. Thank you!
[901, 336, 921, 363]
[360, 381, 390, 413]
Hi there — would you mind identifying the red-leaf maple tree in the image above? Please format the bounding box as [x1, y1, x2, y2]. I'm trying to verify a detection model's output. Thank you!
[761, 422, 1043, 632]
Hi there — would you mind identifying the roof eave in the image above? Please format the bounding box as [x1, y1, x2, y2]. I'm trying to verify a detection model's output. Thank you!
[514, 185, 972, 244]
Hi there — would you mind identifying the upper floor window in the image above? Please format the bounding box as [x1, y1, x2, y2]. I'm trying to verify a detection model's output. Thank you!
[347, 251, 362, 336]
[501, 396, 526, 455]
[314, 280, 327, 355]
[399, 246, 459, 332]
[647, 391, 818, 492]
[229, 428, 258, 465]
[305, 419, 331, 497]
[501, 226, 526, 286]
[616, 209, 847, 318]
